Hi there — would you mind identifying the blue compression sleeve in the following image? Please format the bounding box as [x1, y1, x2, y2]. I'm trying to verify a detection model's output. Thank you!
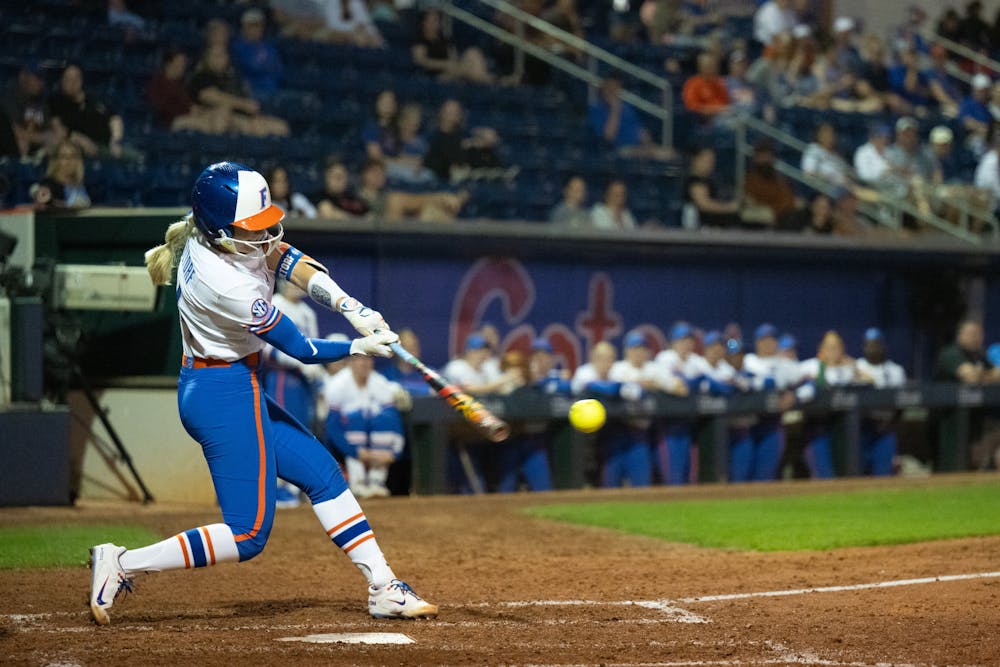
[249, 306, 351, 363]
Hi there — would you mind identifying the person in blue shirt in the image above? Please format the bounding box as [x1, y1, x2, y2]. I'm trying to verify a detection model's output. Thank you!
[231, 9, 285, 98]
[958, 73, 994, 156]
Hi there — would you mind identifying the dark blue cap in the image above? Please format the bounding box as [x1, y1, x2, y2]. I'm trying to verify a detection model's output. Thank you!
[624, 331, 648, 349]
[670, 322, 693, 341]
[703, 330, 722, 347]
[531, 337, 554, 354]
[755, 323, 778, 341]
[465, 334, 488, 350]
[864, 327, 883, 341]
[778, 333, 796, 350]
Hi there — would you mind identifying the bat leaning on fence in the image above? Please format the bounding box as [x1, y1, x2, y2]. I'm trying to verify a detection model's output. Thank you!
[389, 342, 511, 443]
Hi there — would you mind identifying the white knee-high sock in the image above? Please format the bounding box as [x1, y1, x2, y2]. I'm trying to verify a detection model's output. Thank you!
[313, 490, 395, 588]
[345, 457, 367, 488]
[367, 466, 388, 488]
[119, 524, 239, 573]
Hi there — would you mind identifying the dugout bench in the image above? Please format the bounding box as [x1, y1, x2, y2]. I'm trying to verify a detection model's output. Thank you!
[405, 383, 1000, 494]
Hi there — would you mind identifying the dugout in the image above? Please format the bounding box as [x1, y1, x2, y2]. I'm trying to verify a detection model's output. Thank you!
[4, 208, 1000, 502]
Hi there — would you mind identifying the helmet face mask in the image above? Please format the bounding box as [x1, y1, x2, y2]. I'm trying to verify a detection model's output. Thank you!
[191, 161, 285, 256]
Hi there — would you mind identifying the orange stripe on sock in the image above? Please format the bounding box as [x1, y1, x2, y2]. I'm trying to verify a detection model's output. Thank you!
[343, 533, 375, 554]
[200, 526, 216, 565]
[235, 372, 267, 543]
[326, 511, 364, 536]
[177, 534, 191, 569]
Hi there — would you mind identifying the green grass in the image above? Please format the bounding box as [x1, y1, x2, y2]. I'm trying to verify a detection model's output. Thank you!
[527, 483, 1000, 551]
[0, 525, 162, 569]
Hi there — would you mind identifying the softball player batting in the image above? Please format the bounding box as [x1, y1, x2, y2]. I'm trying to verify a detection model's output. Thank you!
[88, 162, 436, 624]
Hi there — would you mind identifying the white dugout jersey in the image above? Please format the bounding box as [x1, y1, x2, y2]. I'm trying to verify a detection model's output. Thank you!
[855, 358, 906, 388]
[323, 368, 400, 419]
[798, 358, 857, 386]
[742, 353, 802, 389]
[176, 233, 275, 361]
[441, 358, 499, 390]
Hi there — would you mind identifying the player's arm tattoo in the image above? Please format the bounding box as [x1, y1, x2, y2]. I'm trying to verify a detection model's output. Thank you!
[309, 282, 333, 308]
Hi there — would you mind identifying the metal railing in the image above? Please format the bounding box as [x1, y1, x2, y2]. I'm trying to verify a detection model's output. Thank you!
[438, 0, 674, 148]
[734, 114, 997, 243]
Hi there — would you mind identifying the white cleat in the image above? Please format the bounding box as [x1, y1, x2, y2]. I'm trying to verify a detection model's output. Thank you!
[367, 484, 390, 499]
[88, 543, 134, 625]
[369, 579, 438, 619]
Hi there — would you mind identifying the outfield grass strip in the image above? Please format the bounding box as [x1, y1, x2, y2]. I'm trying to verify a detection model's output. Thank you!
[0, 524, 162, 569]
[527, 483, 1000, 551]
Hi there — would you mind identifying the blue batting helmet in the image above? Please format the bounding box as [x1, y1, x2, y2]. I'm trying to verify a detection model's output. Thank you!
[191, 162, 284, 244]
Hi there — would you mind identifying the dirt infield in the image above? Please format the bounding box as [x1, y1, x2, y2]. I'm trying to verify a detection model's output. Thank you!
[3, 474, 1000, 666]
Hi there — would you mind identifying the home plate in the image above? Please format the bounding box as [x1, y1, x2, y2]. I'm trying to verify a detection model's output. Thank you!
[277, 633, 414, 645]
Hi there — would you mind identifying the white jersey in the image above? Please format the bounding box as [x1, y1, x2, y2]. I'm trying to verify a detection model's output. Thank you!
[705, 358, 738, 384]
[323, 367, 400, 417]
[264, 292, 318, 371]
[441, 358, 499, 390]
[571, 363, 611, 395]
[798, 358, 856, 386]
[742, 353, 802, 389]
[855, 358, 906, 388]
[655, 349, 713, 380]
[176, 233, 274, 361]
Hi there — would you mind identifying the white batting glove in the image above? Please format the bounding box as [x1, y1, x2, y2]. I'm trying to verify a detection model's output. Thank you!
[349, 330, 399, 358]
[338, 298, 389, 336]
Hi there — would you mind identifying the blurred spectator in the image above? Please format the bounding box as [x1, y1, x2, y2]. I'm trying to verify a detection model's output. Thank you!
[591, 179, 637, 230]
[778, 333, 798, 361]
[606, 332, 659, 487]
[958, 0, 991, 50]
[829, 76, 885, 114]
[753, 0, 796, 48]
[747, 31, 794, 104]
[924, 44, 963, 116]
[188, 45, 290, 137]
[588, 77, 670, 159]
[991, 82, 1000, 122]
[829, 16, 862, 75]
[682, 52, 731, 120]
[442, 333, 512, 394]
[549, 175, 592, 227]
[316, 158, 369, 220]
[959, 73, 994, 156]
[857, 35, 908, 114]
[147, 48, 227, 133]
[393, 104, 436, 184]
[935, 320, 1000, 383]
[744, 140, 796, 222]
[323, 354, 405, 499]
[854, 328, 905, 476]
[412, 9, 493, 84]
[279, 0, 383, 46]
[886, 116, 937, 212]
[204, 18, 231, 50]
[530, 336, 571, 394]
[267, 165, 317, 219]
[831, 188, 866, 236]
[2, 62, 56, 157]
[494, 0, 553, 85]
[362, 90, 401, 164]
[541, 0, 585, 44]
[357, 158, 467, 222]
[494, 348, 553, 493]
[478, 323, 502, 379]
[927, 125, 993, 230]
[231, 8, 285, 98]
[684, 146, 740, 228]
[30, 141, 91, 211]
[425, 99, 502, 183]
[853, 124, 898, 188]
[888, 46, 932, 112]
[49, 64, 123, 159]
[974, 130, 1000, 211]
[801, 122, 851, 188]
[108, 0, 146, 31]
[725, 50, 760, 116]
[936, 9, 962, 44]
[778, 192, 833, 234]
[368, 0, 397, 23]
[893, 5, 928, 55]
[775, 37, 824, 108]
[929, 126, 963, 184]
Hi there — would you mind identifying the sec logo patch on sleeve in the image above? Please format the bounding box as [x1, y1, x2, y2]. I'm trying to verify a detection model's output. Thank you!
[251, 298, 269, 321]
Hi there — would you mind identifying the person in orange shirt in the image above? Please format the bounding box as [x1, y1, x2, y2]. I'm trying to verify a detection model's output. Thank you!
[682, 52, 730, 119]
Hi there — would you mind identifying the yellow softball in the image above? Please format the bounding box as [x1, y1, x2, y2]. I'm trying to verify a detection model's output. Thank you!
[569, 399, 606, 433]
